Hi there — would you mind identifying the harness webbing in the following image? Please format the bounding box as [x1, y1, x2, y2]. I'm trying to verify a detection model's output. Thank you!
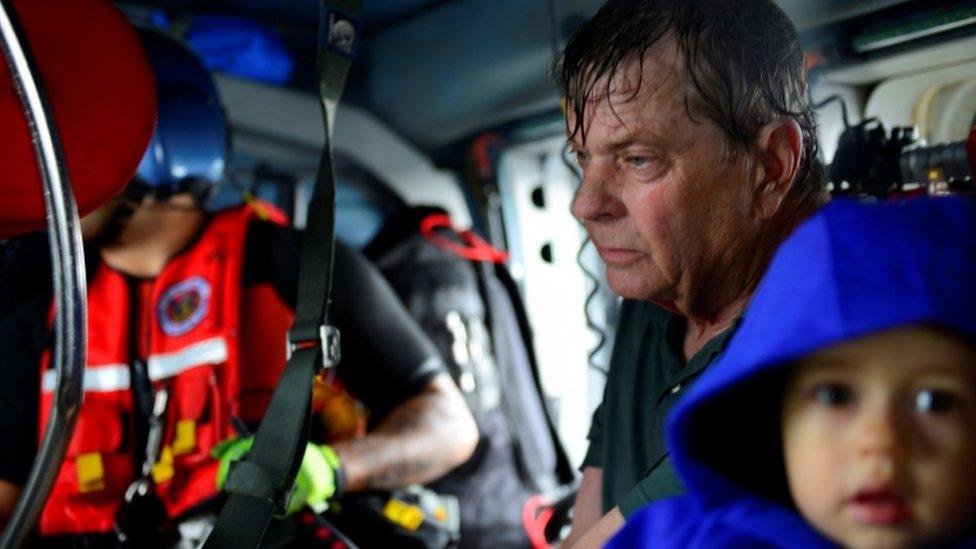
[203, 2, 361, 546]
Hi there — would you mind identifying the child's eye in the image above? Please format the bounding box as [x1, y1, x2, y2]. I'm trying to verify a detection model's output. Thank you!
[915, 389, 958, 414]
[813, 383, 853, 407]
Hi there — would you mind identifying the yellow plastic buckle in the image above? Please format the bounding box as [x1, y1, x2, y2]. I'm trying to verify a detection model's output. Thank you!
[382, 498, 425, 532]
[151, 446, 175, 484]
[172, 419, 197, 456]
[76, 452, 105, 493]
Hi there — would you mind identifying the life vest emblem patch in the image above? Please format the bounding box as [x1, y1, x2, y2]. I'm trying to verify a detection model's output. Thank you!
[158, 276, 211, 336]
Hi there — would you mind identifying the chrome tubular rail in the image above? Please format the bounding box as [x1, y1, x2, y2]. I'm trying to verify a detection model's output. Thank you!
[0, 2, 87, 547]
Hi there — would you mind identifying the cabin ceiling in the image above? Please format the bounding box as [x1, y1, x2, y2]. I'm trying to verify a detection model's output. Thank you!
[118, 0, 919, 152]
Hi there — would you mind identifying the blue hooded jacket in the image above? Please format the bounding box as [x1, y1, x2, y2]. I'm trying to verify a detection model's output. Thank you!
[607, 197, 976, 548]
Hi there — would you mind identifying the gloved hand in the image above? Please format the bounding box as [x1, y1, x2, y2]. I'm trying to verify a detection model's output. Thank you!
[213, 437, 344, 515]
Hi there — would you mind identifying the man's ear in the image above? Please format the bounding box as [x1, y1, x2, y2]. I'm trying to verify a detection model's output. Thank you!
[752, 119, 802, 220]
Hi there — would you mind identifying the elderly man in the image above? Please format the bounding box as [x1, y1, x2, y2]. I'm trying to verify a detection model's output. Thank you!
[559, 0, 828, 546]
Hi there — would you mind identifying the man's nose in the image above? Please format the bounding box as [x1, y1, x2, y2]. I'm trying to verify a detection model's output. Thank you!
[570, 163, 620, 222]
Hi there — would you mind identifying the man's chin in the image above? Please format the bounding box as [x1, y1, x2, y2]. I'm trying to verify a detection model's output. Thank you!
[606, 272, 665, 302]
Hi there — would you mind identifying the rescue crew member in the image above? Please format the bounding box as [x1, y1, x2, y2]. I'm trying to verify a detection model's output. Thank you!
[0, 28, 477, 544]
[558, 0, 828, 546]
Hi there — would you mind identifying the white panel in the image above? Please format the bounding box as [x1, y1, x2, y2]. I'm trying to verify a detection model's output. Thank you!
[497, 136, 601, 467]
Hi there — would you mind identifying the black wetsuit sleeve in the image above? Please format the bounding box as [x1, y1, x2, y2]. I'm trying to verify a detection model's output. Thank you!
[330, 242, 447, 422]
[243, 221, 446, 422]
[0, 295, 47, 486]
[242, 221, 301, 306]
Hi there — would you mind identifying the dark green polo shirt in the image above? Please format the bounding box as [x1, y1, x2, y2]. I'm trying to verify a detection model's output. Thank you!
[582, 299, 736, 518]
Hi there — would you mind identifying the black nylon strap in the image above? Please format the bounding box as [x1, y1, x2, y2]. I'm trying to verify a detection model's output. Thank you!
[204, 1, 362, 547]
[223, 460, 288, 505]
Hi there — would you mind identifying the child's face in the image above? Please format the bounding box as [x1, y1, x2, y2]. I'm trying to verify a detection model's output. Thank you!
[782, 326, 976, 549]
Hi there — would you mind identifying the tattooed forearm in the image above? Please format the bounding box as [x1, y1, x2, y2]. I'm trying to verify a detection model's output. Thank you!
[331, 373, 478, 492]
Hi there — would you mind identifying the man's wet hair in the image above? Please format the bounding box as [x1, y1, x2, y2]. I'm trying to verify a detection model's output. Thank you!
[558, 0, 826, 209]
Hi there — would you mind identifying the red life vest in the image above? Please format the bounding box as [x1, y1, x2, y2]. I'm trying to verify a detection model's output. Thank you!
[37, 204, 293, 535]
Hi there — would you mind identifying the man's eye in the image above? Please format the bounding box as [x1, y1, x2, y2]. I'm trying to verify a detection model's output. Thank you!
[625, 155, 651, 168]
[915, 389, 959, 414]
[813, 383, 853, 407]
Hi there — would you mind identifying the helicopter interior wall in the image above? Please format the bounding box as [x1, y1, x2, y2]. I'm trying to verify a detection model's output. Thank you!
[118, 0, 605, 157]
[867, 64, 976, 144]
[493, 135, 611, 465]
[359, 0, 603, 150]
[812, 32, 976, 165]
[354, 0, 912, 153]
[117, 0, 938, 164]
[214, 73, 473, 230]
[812, 82, 867, 164]
[207, 154, 393, 250]
[119, 0, 445, 28]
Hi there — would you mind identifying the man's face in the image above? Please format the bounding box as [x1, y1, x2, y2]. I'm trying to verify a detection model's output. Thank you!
[782, 327, 976, 549]
[568, 42, 757, 306]
[80, 198, 121, 240]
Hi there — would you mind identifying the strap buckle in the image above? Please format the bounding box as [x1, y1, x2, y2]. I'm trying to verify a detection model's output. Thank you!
[286, 325, 341, 373]
[323, 8, 361, 58]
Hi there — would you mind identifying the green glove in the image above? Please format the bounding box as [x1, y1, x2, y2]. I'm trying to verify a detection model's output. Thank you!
[212, 436, 254, 489]
[292, 443, 342, 514]
[212, 437, 343, 515]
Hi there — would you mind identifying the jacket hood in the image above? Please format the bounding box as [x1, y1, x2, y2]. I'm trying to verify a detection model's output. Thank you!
[667, 196, 976, 511]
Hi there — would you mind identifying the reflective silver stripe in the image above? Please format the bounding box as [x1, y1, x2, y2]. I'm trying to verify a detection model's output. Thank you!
[40, 336, 228, 394]
[41, 364, 130, 393]
[147, 336, 228, 381]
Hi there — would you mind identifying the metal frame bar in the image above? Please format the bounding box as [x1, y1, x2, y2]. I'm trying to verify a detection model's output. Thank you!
[0, 1, 87, 546]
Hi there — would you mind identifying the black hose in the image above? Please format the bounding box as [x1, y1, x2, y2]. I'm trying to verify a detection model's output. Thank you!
[813, 94, 851, 130]
[561, 143, 609, 377]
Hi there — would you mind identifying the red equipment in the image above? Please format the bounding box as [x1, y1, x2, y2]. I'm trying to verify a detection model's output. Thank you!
[0, 0, 156, 238]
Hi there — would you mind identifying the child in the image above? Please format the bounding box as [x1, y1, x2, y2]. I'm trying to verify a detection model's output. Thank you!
[607, 197, 976, 548]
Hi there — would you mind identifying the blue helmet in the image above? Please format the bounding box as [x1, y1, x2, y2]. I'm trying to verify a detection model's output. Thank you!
[132, 29, 228, 202]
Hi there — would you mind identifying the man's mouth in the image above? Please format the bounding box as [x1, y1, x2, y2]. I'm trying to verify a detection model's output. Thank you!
[595, 245, 640, 265]
[847, 488, 913, 525]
